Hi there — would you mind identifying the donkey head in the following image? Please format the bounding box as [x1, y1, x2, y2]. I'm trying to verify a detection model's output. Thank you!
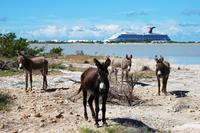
[155, 55, 165, 77]
[17, 51, 26, 70]
[93, 58, 111, 91]
[125, 54, 133, 71]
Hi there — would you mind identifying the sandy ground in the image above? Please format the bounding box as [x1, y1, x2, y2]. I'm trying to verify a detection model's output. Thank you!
[1, 57, 200, 133]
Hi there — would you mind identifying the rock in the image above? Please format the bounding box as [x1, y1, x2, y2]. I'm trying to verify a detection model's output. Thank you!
[34, 113, 42, 117]
[17, 106, 22, 111]
[189, 109, 195, 113]
[11, 130, 18, 133]
[21, 113, 31, 119]
[50, 118, 57, 123]
[55, 112, 64, 119]
[41, 119, 45, 122]
[69, 112, 73, 115]
[40, 123, 45, 127]
[0, 124, 5, 129]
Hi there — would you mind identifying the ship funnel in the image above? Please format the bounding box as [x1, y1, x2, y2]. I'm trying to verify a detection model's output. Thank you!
[148, 26, 156, 34]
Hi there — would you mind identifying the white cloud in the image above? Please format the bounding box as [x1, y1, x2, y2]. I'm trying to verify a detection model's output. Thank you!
[28, 25, 67, 37]
[23, 19, 200, 41]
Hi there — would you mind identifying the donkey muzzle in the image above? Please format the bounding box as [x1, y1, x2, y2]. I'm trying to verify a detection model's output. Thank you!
[99, 82, 106, 91]
[157, 70, 162, 76]
[127, 66, 131, 71]
[18, 63, 23, 70]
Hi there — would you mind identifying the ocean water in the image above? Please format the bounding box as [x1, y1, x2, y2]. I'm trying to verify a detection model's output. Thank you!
[31, 43, 200, 65]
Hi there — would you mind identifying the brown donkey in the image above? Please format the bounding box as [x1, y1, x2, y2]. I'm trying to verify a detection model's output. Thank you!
[110, 54, 132, 82]
[155, 55, 170, 95]
[17, 51, 48, 91]
[77, 58, 111, 127]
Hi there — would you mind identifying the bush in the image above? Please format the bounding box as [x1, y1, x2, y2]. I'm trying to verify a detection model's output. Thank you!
[49, 63, 66, 69]
[50, 47, 63, 56]
[0, 32, 43, 57]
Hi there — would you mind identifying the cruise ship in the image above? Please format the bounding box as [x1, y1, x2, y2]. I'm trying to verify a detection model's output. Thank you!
[106, 27, 171, 43]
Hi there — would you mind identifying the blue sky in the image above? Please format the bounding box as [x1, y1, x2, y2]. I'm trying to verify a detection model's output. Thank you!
[0, 0, 200, 41]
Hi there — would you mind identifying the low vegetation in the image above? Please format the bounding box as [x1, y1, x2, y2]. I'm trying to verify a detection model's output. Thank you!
[0, 93, 11, 110]
[0, 32, 44, 57]
[49, 63, 66, 70]
[78, 125, 155, 133]
[0, 70, 20, 77]
[50, 47, 63, 56]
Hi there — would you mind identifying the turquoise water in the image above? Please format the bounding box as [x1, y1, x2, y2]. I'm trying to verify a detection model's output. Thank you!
[31, 43, 200, 65]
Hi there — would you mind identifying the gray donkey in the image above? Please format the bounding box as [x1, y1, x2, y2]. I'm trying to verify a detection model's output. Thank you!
[109, 54, 132, 82]
[17, 51, 48, 91]
[77, 58, 111, 127]
[155, 55, 170, 95]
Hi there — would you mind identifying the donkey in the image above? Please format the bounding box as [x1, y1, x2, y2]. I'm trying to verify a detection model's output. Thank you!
[77, 58, 111, 127]
[17, 51, 48, 91]
[155, 55, 170, 95]
[109, 54, 132, 82]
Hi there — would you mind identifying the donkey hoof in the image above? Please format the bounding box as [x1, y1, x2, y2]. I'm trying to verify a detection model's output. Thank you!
[103, 122, 108, 126]
[84, 116, 88, 121]
[94, 123, 99, 128]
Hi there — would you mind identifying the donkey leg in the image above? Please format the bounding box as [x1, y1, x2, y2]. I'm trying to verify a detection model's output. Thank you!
[114, 69, 118, 82]
[44, 75, 47, 89]
[102, 94, 108, 126]
[94, 95, 100, 127]
[29, 72, 32, 90]
[162, 76, 168, 95]
[88, 95, 95, 119]
[157, 77, 161, 95]
[25, 72, 28, 91]
[83, 91, 88, 120]
[41, 70, 46, 90]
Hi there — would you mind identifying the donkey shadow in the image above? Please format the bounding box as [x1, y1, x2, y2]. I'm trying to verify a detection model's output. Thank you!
[111, 118, 156, 132]
[43, 87, 69, 92]
[169, 90, 189, 98]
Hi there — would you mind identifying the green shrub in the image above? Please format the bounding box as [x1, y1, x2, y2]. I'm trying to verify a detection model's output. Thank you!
[0, 32, 43, 57]
[79, 127, 100, 133]
[49, 63, 66, 69]
[50, 47, 63, 56]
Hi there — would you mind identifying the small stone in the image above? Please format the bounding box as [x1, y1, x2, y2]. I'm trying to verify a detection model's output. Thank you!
[34, 113, 42, 117]
[189, 109, 195, 113]
[11, 130, 18, 133]
[0, 124, 5, 129]
[51, 118, 57, 123]
[41, 119, 45, 122]
[21, 113, 31, 119]
[40, 123, 45, 127]
[56, 112, 64, 119]
[69, 112, 73, 115]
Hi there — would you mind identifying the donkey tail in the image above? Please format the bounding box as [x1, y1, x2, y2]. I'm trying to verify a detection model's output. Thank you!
[77, 86, 82, 95]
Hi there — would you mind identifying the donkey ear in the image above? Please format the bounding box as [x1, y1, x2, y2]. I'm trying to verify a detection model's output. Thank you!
[126, 54, 128, 59]
[18, 51, 25, 56]
[105, 58, 111, 67]
[93, 58, 102, 68]
[130, 54, 133, 58]
[155, 55, 159, 62]
[159, 55, 164, 62]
